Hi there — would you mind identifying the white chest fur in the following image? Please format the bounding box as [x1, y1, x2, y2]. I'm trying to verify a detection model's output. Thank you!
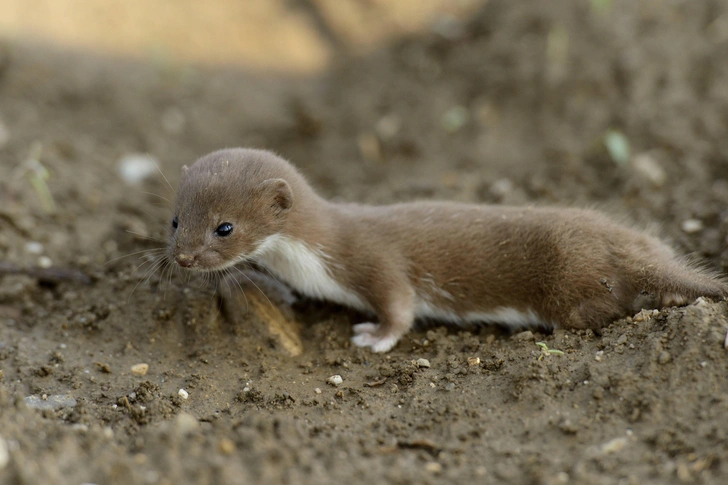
[251, 235, 369, 310]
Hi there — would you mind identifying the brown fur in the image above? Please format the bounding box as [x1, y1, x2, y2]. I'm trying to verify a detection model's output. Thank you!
[169, 148, 728, 352]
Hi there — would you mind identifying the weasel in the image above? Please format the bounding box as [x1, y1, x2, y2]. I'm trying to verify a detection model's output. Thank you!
[167, 148, 727, 352]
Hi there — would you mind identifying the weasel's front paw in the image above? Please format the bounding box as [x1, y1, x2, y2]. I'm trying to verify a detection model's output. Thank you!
[351, 323, 399, 353]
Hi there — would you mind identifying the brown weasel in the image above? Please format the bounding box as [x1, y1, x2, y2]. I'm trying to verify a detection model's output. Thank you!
[167, 148, 727, 352]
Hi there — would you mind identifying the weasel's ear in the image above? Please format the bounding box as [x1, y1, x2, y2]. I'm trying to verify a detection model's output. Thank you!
[260, 178, 293, 213]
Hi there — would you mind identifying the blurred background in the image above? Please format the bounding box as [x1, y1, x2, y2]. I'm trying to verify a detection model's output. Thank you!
[0, 0, 727, 269]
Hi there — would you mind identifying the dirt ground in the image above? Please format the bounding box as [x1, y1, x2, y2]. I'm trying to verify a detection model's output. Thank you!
[1, 1, 728, 484]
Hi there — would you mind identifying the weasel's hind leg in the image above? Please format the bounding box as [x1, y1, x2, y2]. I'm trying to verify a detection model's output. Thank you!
[564, 295, 628, 330]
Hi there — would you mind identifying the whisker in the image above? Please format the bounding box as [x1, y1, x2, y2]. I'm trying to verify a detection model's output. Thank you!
[225, 267, 249, 314]
[125, 230, 165, 243]
[141, 191, 172, 204]
[231, 266, 276, 312]
[147, 153, 176, 196]
[101, 247, 166, 268]
[127, 255, 166, 302]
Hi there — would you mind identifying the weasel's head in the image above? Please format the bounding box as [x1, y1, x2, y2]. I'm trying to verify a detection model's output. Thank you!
[168, 149, 294, 272]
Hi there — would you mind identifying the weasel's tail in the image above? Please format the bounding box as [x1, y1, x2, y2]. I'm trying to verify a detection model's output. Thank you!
[632, 259, 728, 311]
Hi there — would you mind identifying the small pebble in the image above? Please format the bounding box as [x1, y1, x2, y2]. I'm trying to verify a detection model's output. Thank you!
[467, 357, 480, 367]
[424, 461, 443, 473]
[218, 438, 235, 455]
[375, 114, 401, 140]
[118, 154, 159, 185]
[441, 105, 469, 132]
[595, 351, 604, 362]
[600, 437, 628, 454]
[657, 351, 671, 365]
[178, 388, 189, 400]
[37, 256, 53, 269]
[490, 178, 514, 198]
[632, 153, 666, 187]
[327, 375, 343, 386]
[131, 363, 149, 376]
[25, 394, 77, 411]
[173, 412, 199, 435]
[416, 358, 431, 368]
[25, 242, 44, 254]
[681, 219, 703, 234]
[514, 330, 534, 342]
[314, 388, 322, 394]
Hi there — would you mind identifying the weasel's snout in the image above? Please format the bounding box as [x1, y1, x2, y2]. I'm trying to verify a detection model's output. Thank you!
[174, 253, 196, 268]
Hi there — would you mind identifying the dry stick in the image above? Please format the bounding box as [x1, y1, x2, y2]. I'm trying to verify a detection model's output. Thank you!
[0, 261, 92, 285]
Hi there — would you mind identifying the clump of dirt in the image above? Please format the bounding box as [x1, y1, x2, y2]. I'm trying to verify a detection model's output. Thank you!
[1, 1, 728, 484]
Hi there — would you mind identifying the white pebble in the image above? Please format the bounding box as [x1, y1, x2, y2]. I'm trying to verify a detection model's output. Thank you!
[600, 437, 628, 454]
[490, 178, 514, 198]
[37, 256, 53, 269]
[178, 388, 189, 400]
[633, 153, 666, 187]
[117, 154, 159, 185]
[173, 412, 199, 435]
[681, 219, 703, 234]
[327, 375, 343, 386]
[130, 363, 149, 376]
[314, 388, 322, 394]
[25, 242, 44, 254]
[416, 358, 431, 368]
[442, 105, 469, 132]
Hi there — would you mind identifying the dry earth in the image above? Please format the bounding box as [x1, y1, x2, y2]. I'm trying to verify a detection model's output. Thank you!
[1, 1, 728, 484]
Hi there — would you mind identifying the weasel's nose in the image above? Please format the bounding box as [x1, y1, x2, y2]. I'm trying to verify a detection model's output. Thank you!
[175, 253, 196, 268]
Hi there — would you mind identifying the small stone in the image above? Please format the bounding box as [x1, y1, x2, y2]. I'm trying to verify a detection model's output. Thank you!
[37, 256, 53, 269]
[327, 375, 343, 386]
[178, 388, 189, 400]
[424, 461, 442, 473]
[314, 388, 322, 394]
[490, 178, 514, 198]
[681, 219, 703, 234]
[131, 363, 149, 376]
[595, 350, 604, 362]
[514, 330, 534, 342]
[657, 351, 671, 365]
[25, 242, 44, 254]
[118, 154, 159, 185]
[173, 412, 199, 435]
[375, 114, 401, 140]
[600, 437, 628, 454]
[24, 394, 77, 411]
[467, 357, 480, 367]
[416, 358, 431, 368]
[632, 153, 667, 187]
[218, 438, 235, 455]
[441, 105, 469, 132]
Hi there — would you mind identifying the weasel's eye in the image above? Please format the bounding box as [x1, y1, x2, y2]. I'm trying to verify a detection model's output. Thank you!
[215, 222, 233, 237]
[172, 216, 178, 229]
